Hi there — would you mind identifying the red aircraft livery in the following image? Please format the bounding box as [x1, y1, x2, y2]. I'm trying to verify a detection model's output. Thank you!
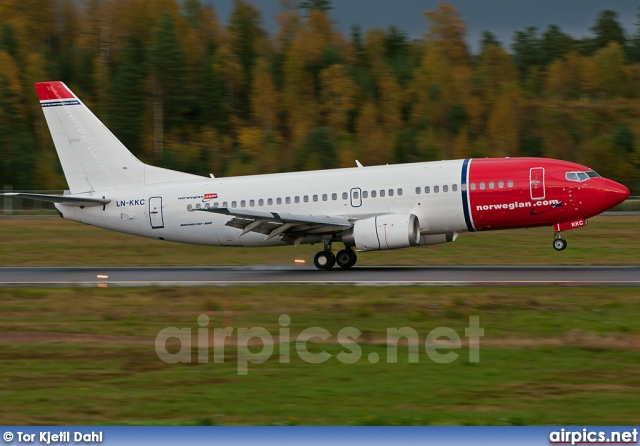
[464, 158, 628, 251]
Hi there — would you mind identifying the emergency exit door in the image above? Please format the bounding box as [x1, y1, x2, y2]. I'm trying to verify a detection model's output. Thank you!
[530, 168, 545, 200]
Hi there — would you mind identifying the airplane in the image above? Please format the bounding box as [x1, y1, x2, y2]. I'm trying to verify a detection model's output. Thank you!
[3, 81, 630, 270]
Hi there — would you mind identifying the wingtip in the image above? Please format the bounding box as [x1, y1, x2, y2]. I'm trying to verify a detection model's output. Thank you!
[34, 81, 75, 101]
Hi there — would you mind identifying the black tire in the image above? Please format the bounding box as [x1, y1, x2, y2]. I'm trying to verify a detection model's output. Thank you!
[553, 238, 567, 251]
[314, 251, 335, 270]
[336, 249, 357, 269]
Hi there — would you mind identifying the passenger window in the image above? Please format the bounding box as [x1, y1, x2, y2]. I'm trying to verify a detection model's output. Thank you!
[425, 186, 430, 193]
[353, 191, 359, 199]
[470, 183, 476, 191]
[498, 181, 504, 188]
[415, 187, 421, 194]
[380, 190, 386, 197]
[304, 195, 309, 203]
[452, 184, 458, 192]
[187, 204, 193, 211]
[313, 195, 318, 202]
[205, 203, 210, 209]
[258, 199, 264, 206]
[371, 190, 377, 198]
[213, 202, 220, 208]
[232, 201, 237, 208]
[362, 191, 368, 199]
[294, 196, 300, 203]
[322, 194, 328, 201]
[268, 198, 273, 205]
[223, 201, 228, 208]
[443, 185, 448, 193]
[286, 197, 291, 204]
[507, 180, 513, 187]
[249, 199, 255, 207]
[434, 185, 439, 193]
[240, 200, 246, 207]
[479, 182, 485, 190]
[276, 198, 282, 205]
[342, 192, 348, 200]
[397, 188, 403, 196]
[332, 193, 337, 200]
[489, 182, 494, 189]
[196, 204, 201, 209]
[388, 189, 394, 197]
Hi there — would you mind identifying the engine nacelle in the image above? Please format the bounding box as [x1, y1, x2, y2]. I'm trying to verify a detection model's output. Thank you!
[419, 232, 458, 246]
[342, 214, 420, 251]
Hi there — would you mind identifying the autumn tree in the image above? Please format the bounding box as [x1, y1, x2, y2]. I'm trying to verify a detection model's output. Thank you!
[424, 2, 470, 66]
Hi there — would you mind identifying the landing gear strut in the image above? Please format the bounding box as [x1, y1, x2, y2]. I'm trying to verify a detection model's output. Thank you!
[313, 243, 358, 270]
[553, 233, 567, 251]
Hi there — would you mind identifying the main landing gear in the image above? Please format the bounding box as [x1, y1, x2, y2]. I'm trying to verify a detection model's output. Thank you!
[313, 242, 357, 270]
[553, 233, 568, 251]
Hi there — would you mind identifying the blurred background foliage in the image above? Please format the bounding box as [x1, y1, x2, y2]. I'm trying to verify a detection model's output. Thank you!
[1, 0, 640, 192]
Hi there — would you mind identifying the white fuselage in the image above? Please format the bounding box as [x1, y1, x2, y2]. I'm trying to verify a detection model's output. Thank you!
[58, 160, 467, 247]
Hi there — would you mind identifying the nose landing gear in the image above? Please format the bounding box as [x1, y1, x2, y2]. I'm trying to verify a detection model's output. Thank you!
[553, 233, 567, 251]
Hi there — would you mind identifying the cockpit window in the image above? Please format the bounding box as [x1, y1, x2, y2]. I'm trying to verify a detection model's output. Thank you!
[565, 172, 579, 181]
[566, 171, 599, 182]
[577, 172, 589, 181]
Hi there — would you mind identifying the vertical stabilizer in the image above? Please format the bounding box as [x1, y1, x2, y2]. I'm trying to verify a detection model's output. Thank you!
[35, 81, 203, 193]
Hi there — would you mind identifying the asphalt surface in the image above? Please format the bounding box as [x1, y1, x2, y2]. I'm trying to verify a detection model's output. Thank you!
[0, 266, 638, 287]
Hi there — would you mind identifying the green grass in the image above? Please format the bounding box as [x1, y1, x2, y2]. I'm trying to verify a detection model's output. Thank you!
[1, 286, 639, 425]
[0, 215, 638, 266]
[1, 343, 638, 426]
[0, 217, 638, 425]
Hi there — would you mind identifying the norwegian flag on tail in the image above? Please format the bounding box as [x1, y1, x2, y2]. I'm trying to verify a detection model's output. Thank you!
[35, 81, 76, 101]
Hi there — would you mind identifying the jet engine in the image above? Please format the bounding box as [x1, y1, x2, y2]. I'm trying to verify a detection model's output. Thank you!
[342, 214, 420, 251]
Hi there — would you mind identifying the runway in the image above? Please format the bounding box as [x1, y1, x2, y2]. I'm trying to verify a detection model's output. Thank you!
[0, 265, 639, 287]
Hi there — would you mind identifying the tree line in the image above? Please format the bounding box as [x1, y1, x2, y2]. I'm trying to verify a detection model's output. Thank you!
[1, 0, 640, 193]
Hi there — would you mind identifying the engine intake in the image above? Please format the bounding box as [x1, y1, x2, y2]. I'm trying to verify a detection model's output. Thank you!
[342, 214, 420, 251]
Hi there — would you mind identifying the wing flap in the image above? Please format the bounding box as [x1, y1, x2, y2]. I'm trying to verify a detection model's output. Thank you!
[197, 207, 352, 241]
[204, 207, 351, 227]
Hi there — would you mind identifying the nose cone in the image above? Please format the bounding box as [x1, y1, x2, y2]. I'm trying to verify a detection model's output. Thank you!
[604, 179, 630, 209]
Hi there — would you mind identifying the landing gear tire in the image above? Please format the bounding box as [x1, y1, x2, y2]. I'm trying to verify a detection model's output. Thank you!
[553, 238, 567, 251]
[314, 251, 336, 270]
[336, 249, 357, 269]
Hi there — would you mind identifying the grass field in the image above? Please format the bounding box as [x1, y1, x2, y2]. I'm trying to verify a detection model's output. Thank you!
[0, 215, 638, 266]
[1, 286, 639, 425]
[0, 217, 639, 425]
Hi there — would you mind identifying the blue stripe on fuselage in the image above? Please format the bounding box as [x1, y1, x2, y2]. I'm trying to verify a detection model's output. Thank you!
[461, 158, 475, 232]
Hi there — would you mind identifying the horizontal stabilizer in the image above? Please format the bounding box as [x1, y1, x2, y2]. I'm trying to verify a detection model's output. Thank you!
[3, 193, 110, 207]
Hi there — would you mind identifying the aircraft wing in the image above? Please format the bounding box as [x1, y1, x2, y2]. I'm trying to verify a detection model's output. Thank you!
[197, 207, 352, 244]
[2, 193, 110, 207]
